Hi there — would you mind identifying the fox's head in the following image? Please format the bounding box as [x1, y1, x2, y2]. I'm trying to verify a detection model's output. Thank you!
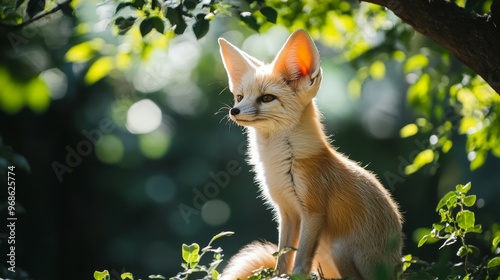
[219, 29, 322, 133]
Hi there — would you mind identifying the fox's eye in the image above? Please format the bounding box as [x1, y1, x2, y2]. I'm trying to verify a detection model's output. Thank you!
[260, 94, 276, 103]
[236, 95, 243, 102]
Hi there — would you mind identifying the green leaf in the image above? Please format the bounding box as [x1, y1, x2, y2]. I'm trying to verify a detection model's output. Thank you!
[456, 182, 472, 193]
[132, 0, 145, 9]
[457, 245, 472, 257]
[85, 56, 114, 84]
[404, 54, 429, 73]
[94, 270, 110, 280]
[400, 123, 418, 138]
[493, 235, 500, 248]
[151, 16, 164, 34]
[240, 11, 260, 31]
[182, 243, 200, 268]
[407, 73, 430, 111]
[463, 195, 476, 207]
[116, 2, 133, 13]
[65, 39, 104, 63]
[404, 149, 434, 175]
[121, 272, 134, 280]
[487, 256, 500, 268]
[26, 0, 45, 18]
[260, 6, 277, 23]
[369, 61, 385, 80]
[470, 150, 487, 170]
[193, 15, 209, 39]
[166, 6, 187, 34]
[418, 234, 429, 247]
[26, 76, 50, 113]
[15, 0, 26, 9]
[184, 0, 199, 10]
[456, 210, 475, 230]
[436, 191, 457, 211]
[209, 231, 234, 244]
[140, 18, 154, 37]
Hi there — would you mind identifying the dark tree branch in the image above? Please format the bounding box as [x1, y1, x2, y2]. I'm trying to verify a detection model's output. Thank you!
[0, 0, 72, 30]
[361, 0, 500, 94]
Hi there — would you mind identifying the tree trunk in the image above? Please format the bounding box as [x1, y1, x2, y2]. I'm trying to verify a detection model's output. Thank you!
[361, 0, 500, 94]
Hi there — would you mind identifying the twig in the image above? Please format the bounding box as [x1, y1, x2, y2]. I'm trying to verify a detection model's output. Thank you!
[0, 0, 72, 30]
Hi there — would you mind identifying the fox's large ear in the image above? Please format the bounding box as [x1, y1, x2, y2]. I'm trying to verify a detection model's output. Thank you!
[218, 38, 262, 93]
[272, 29, 320, 83]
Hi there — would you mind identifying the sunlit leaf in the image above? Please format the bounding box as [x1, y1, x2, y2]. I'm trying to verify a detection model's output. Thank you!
[407, 73, 430, 113]
[347, 78, 362, 97]
[369, 61, 385, 80]
[65, 39, 104, 63]
[404, 54, 429, 73]
[488, 257, 500, 268]
[436, 191, 456, 211]
[456, 210, 475, 230]
[182, 243, 200, 268]
[442, 139, 453, 153]
[470, 150, 486, 170]
[26, 76, 50, 113]
[93, 270, 110, 280]
[121, 272, 134, 280]
[456, 182, 472, 193]
[209, 231, 234, 244]
[463, 195, 476, 207]
[405, 149, 434, 175]
[400, 123, 418, 138]
[85, 56, 114, 84]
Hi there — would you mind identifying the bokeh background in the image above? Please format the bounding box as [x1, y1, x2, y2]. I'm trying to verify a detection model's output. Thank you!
[1, 1, 499, 279]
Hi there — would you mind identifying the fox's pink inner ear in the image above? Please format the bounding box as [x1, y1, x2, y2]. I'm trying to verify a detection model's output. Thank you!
[272, 29, 320, 81]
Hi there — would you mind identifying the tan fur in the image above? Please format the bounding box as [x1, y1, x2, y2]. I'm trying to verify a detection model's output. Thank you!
[221, 242, 277, 280]
[218, 29, 403, 280]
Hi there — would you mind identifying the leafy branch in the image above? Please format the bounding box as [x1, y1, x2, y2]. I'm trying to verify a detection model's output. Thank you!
[0, 0, 73, 30]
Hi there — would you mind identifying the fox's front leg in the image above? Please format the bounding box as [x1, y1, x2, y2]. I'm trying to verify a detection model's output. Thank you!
[292, 213, 323, 276]
[276, 211, 300, 274]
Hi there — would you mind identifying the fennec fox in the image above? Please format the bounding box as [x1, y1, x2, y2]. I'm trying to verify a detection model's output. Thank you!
[218, 29, 403, 280]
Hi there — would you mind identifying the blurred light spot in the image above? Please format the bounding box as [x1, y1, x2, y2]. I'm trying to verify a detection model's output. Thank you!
[133, 53, 171, 93]
[476, 198, 485, 208]
[201, 199, 230, 226]
[405, 73, 419, 84]
[139, 127, 171, 159]
[96, 134, 124, 164]
[40, 68, 68, 100]
[361, 81, 400, 139]
[126, 99, 162, 134]
[429, 135, 438, 145]
[165, 82, 204, 116]
[145, 175, 176, 203]
[168, 40, 201, 71]
[467, 151, 476, 161]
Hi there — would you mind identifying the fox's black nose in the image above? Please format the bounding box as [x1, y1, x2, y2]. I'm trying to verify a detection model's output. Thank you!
[230, 108, 240, 116]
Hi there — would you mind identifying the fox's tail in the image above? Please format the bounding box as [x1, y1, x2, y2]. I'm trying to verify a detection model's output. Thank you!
[220, 241, 277, 280]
